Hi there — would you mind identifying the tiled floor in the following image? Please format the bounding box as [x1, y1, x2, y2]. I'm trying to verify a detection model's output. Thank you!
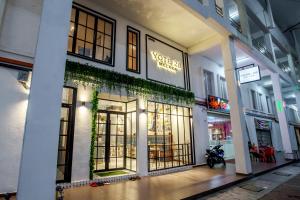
[1, 155, 293, 200]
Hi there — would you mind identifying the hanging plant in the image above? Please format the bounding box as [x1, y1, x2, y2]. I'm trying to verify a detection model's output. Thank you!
[89, 90, 98, 180]
[65, 60, 195, 105]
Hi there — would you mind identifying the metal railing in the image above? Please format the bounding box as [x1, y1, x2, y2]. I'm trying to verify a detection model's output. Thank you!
[252, 39, 275, 63]
[215, 3, 224, 17]
[229, 17, 242, 33]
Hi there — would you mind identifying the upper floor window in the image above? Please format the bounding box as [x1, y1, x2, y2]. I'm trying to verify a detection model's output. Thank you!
[203, 70, 214, 97]
[251, 90, 258, 110]
[126, 26, 140, 73]
[68, 6, 115, 66]
[219, 76, 228, 99]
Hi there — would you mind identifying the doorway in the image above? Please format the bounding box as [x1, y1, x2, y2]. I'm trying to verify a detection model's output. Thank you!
[95, 111, 126, 171]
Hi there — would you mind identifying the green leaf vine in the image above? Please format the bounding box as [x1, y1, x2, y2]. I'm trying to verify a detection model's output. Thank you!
[89, 90, 98, 180]
[64, 60, 195, 104]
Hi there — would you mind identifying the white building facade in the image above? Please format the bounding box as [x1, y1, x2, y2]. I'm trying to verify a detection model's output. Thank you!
[0, 0, 300, 199]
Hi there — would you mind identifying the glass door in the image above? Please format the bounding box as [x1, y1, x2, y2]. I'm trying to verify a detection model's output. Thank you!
[57, 105, 73, 182]
[95, 111, 126, 171]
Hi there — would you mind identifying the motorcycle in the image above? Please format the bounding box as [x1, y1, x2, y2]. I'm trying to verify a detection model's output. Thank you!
[205, 144, 226, 168]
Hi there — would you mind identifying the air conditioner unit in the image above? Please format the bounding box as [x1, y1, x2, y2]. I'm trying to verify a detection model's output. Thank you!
[18, 71, 31, 89]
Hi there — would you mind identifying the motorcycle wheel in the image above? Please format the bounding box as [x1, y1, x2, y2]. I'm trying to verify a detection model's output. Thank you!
[207, 157, 214, 168]
[222, 158, 226, 167]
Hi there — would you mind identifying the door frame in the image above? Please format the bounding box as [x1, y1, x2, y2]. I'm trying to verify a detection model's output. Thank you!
[57, 86, 77, 183]
[95, 110, 127, 172]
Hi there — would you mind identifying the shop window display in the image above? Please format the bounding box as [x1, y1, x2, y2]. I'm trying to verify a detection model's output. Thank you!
[147, 101, 193, 171]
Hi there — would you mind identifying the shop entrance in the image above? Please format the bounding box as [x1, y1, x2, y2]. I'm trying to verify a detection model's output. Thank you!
[207, 113, 234, 160]
[94, 97, 137, 173]
[256, 130, 272, 147]
[96, 111, 125, 171]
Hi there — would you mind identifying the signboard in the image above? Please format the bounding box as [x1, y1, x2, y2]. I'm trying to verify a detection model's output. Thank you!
[255, 119, 271, 130]
[146, 35, 186, 89]
[237, 64, 261, 84]
[207, 95, 230, 113]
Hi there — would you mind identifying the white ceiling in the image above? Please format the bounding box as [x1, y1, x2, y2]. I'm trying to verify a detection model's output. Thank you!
[94, 0, 218, 48]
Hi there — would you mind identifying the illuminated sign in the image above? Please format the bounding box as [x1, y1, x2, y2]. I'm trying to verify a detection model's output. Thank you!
[207, 95, 230, 113]
[150, 51, 182, 73]
[255, 119, 271, 130]
[238, 65, 261, 84]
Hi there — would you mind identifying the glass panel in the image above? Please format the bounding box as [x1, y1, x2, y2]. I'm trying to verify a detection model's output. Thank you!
[97, 19, 105, 33]
[105, 22, 112, 35]
[97, 135, 105, 146]
[77, 25, 86, 40]
[68, 37, 73, 52]
[69, 22, 75, 37]
[118, 115, 124, 124]
[75, 40, 84, 55]
[78, 11, 87, 25]
[95, 46, 103, 60]
[109, 158, 116, 169]
[96, 32, 104, 46]
[103, 49, 111, 63]
[148, 102, 155, 112]
[86, 28, 94, 43]
[70, 8, 76, 22]
[84, 42, 93, 57]
[110, 115, 118, 124]
[87, 15, 95, 28]
[104, 36, 111, 49]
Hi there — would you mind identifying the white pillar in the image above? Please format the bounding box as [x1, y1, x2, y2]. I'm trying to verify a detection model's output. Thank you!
[271, 73, 293, 155]
[0, 0, 6, 31]
[193, 105, 209, 165]
[295, 92, 300, 113]
[265, 0, 275, 28]
[17, 0, 72, 200]
[136, 98, 148, 176]
[221, 37, 252, 174]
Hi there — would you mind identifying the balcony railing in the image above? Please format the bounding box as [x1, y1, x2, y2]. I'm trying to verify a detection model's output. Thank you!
[229, 17, 242, 33]
[252, 39, 275, 63]
[215, 3, 224, 17]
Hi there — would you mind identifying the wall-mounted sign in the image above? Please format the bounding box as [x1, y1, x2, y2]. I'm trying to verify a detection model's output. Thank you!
[146, 35, 186, 89]
[207, 95, 230, 113]
[255, 119, 271, 130]
[150, 51, 182, 73]
[237, 64, 261, 84]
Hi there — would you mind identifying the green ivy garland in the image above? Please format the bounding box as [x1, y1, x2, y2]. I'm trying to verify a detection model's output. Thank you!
[65, 60, 195, 104]
[89, 90, 98, 180]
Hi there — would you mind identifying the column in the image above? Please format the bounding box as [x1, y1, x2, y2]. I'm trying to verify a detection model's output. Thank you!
[287, 54, 297, 81]
[265, 0, 275, 28]
[221, 37, 252, 174]
[271, 73, 293, 156]
[0, 0, 6, 30]
[136, 98, 148, 176]
[295, 92, 300, 115]
[17, 0, 72, 200]
[193, 105, 209, 165]
[265, 33, 277, 64]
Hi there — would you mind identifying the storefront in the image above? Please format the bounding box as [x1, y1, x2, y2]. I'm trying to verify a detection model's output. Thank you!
[207, 95, 234, 160]
[254, 119, 273, 147]
[294, 127, 300, 149]
[55, 14, 195, 182]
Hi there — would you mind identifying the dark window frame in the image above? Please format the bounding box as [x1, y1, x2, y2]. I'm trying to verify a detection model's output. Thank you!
[68, 4, 116, 67]
[126, 26, 141, 74]
[147, 101, 194, 172]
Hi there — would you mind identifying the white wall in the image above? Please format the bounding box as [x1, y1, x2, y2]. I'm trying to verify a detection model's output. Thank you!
[189, 53, 225, 99]
[0, 67, 28, 193]
[0, 0, 41, 63]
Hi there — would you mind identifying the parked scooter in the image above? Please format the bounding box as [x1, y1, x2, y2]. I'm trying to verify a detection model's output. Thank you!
[205, 144, 226, 168]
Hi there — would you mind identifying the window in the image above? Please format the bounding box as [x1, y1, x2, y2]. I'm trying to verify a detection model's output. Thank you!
[251, 90, 258, 110]
[266, 96, 271, 113]
[68, 7, 115, 65]
[257, 93, 263, 111]
[127, 26, 140, 73]
[147, 101, 193, 171]
[203, 70, 214, 97]
[219, 76, 228, 99]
